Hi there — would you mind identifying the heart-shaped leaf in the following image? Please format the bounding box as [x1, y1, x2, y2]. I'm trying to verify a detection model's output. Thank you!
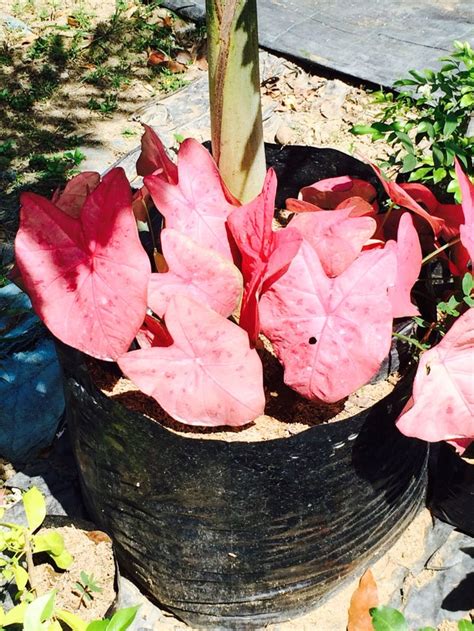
[260, 242, 397, 402]
[144, 139, 237, 259]
[455, 158, 474, 263]
[136, 124, 178, 181]
[15, 168, 151, 360]
[227, 169, 302, 343]
[385, 213, 422, 318]
[299, 176, 377, 209]
[370, 163, 444, 236]
[289, 207, 376, 276]
[400, 182, 463, 241]
[51, 172, 100, 218]
[370, 606, 408, 631]
[396, 307, 474, 448]
[147, 229, 242, 318]
[118, 296, 265, 426]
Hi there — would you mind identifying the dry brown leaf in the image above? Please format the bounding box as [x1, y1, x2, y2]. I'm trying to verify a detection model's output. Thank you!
[86, 530, 112, 544]
[147, 51, 167, 67]
[67, 15, 80, 27]
[347, 568, 379, 631]
[154, 250, 169, 273]
[176, 50, 192, 65]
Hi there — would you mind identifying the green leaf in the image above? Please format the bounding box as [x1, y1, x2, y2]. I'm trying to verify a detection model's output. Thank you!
[401, 153, 417, 173]
[433, 167, 447, 184]
[351, 124, 379, 136]
[417, 627, 436, 631]
[462, 273, 473, 297]
[24, 591, 56, 631]
[3, 602, 27, 626]
[432, 144, 445, 167]
[417, 120, 435, 139]
[370, 606, 409, 631]
[55, 610, 87, 631]
[33, 531, 65, 556]
[463, 295, 474, 308]
[443, 115, 460, 136]
[395, 131, 414, 152]
[12, 564, 29, 591]
[23, 487, 46, 533]
[408, 69, 427, 84]
[103, 606, 139, 631]
[458, 621, 474, 631]
[409, 167, 433, 182]
[460, 93, 474, 109]
[86, 622, 109, 631]
[50, 549, 74, 570]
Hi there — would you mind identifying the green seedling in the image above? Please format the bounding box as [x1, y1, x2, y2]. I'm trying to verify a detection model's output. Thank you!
[88, 94, 118, 115]
[74, 571, 103, 608]
[370, 605, 473, 631]
[0, 487, 73, 598]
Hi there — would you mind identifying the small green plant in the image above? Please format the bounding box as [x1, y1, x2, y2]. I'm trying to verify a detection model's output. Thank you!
[370, 605, 474, 631]
[28, 149, 86, 181]
[74, 571, 103, 608]
[0, 488, 139, 629]
[88, 93, 118, 115]
[351, 41, 474, 199]
[0, 486, 73, 598]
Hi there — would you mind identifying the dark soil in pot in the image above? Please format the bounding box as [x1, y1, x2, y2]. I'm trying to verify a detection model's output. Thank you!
[57, 144, 428, 629]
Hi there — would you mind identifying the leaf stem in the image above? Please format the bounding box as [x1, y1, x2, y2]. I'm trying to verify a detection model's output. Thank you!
[24, 533, 37, 594]
[422, 237, 461, 265]
[392, 331, 427, 352]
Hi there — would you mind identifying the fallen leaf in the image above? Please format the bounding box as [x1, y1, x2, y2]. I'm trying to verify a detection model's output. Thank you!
[347, 569, 379, 631]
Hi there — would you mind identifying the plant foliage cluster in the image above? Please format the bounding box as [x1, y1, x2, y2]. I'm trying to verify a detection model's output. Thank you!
[352, 41, 474, 200]
[14, 125, 474, 452]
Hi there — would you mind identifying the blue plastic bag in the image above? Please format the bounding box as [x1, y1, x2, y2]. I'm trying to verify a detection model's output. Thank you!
[0, 284, 64, 461]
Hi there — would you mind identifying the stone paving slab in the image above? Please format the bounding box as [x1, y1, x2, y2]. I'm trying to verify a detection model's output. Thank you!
[162, 0, 474, 87]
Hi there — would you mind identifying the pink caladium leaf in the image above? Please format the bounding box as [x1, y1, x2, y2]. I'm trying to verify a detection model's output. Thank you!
[147, 228, 242, 318]
[300, 176, 377, 209]
[336, 196, 378, 216]
[289, 208, 376, 277]
[400, 182, 464, 241]
[260, 242, 397, 402]
[455, 158, 474, 263]
[144, 139, 238, 259]
[136, 124, 178, 182]
[118, 295, 266, 427]
[15, 168, 151, 361]
[227, 169, 303, 343]
[370, 163, 445, 236]
[136, 314, 173, 348]
[396, 308, 474, 450]
[384, 213, 422, 318]
[51, 172, 100, 218]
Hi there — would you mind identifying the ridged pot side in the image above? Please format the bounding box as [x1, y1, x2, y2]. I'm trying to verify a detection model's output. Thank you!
[57, 343, 428, 630]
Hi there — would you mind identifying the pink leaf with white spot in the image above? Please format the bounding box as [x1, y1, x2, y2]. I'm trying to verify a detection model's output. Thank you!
[227, 169, 302, 343]
[147, 228, 242, 318]
[300, 176, 377, 209]
[118, 295, 265, 427]
[260, 242, 397, 402]
[15, 168, 151, 360]
[144, 139, 237, 259]
[136, 124, 178, 182]
[385, 213, 422, 318]
[396, 308, 474, 449]
[455, 158, 474, 263]
[289, 208, 376, 276]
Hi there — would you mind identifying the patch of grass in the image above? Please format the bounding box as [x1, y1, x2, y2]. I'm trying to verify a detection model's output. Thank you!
[158, 68, 188, 93]
[28, 148, 86, 184]
[88, 93, 118, 115]
[84, 63, 131, 90]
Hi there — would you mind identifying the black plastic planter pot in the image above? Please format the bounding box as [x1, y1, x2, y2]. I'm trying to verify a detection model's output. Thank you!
[429, 443, 474, 537]
[58, 145, 428, 629]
